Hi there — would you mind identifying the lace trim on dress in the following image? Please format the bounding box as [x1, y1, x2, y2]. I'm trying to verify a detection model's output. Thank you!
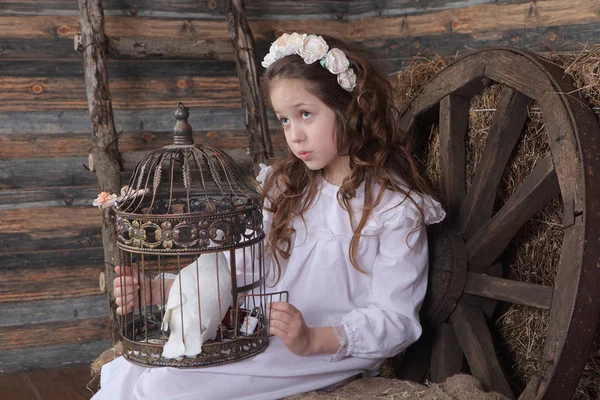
[331, 325, 350, 361]
[361, 194, 446, 235]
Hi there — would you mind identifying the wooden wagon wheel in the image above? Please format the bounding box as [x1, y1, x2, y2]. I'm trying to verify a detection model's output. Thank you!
[397, 47, 600, 399]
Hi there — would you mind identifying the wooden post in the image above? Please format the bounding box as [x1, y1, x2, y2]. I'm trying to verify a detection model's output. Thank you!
[227, 0, 273, 174]
[78, 0, 121, 345]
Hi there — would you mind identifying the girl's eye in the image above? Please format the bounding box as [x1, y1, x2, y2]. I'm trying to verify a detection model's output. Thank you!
[301, 111, 311, 119]
[280, 117, 289, 126]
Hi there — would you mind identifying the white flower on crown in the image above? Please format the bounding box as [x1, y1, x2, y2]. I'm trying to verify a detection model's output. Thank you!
[271, 32, 305, 58]
[261, 52, 278, 68]
[323, 48, 350, 74]
[298, 34, 329, 64]
[337, 68, 357, 92]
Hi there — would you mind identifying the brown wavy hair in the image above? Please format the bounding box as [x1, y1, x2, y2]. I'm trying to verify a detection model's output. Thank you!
[261, 35, 435, 282]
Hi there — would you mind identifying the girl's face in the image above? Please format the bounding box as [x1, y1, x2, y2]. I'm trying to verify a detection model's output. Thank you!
[270, 79, 349, 185]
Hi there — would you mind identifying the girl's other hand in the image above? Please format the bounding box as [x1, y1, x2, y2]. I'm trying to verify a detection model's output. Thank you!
[268, 302, 314, 356]
[113, 265, 151, 315]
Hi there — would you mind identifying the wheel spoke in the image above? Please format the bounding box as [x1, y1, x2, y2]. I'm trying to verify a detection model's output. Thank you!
[467, 154, 559, 271]
[450, 302, 514, 399]
[396, 331, 432, 382]
[458, 88, 531, 240]
[431, 323, 464, 383]
[439, 94, 469, 221]
[463, 272, 553, 310]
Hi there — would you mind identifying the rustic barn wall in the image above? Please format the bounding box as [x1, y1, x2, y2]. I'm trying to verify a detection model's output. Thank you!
[1, 0, 599, 374]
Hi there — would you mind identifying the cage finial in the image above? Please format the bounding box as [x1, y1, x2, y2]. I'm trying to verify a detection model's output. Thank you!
[173, 102, 194, 145]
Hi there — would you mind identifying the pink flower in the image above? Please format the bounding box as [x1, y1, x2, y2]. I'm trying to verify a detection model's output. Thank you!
[93, 192, 118, 209]
[337, 68, 357, 92]
[298, 34, 328, 65]
[323, 48, 350, 74]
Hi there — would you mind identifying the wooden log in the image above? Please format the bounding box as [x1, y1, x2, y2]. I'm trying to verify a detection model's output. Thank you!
[363, 21, 600, 61]
[350, 0, 530, 18]
[0, 265, 102, 302]
[0, 206, 100, 234]
[0, 296, 107, 327]
[0, 76, 243, 112]
[2, 0, 351, 19]
[0, 186, 98, 208]
[0, 157, 121, 189]
[0, 109, 268, 135]
[0, 130, 286, 160]
[227, 0, 273, 171]
[75, 35, 236, 61]
[0, 318, 109, 352]
[0, 229, 102, 253]
[78, 0, 121, 345]
[0, 59, 237, 78]
[1, 247, 103, 269]
[0, 340, 110, 374]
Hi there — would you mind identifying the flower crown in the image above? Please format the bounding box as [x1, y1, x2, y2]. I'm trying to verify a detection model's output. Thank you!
[261, 33, 357, 92]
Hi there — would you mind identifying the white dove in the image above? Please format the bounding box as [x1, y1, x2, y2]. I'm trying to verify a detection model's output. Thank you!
[161, 252, 232, 359]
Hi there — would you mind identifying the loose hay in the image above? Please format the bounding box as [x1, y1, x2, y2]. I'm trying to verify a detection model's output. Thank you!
[284, 375, 509, 400]
[391, 47, 600, 400]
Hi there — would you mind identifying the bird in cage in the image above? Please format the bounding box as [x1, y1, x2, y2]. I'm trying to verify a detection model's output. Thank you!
[161, 252, 232, 358]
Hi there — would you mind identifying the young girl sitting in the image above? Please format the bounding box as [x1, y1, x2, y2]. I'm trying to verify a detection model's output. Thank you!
[93, 33, 445, 400]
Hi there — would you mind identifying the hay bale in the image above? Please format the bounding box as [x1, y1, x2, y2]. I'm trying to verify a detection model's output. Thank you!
[285, 375, 509, 400]
[390, 47, 600, 400]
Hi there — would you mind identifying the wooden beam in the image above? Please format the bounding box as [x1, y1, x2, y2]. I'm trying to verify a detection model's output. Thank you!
[0, 340, 110, 374]
[77, 0, 121, 345]
[0, 296, 107, 327]
[74, 35, 236, 61]
[0, 109, 261, 135]
[0, 318, 109, 352]
[227, 0, 273, 172]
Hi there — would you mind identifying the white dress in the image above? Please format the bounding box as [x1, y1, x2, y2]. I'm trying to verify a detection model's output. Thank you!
[93, 169, 445, 400]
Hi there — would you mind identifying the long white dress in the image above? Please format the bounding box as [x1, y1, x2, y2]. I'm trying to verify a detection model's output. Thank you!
[93, 170, 445, 400]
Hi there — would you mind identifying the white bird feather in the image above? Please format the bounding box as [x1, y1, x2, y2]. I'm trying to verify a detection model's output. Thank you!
[162, 252, 232, 358]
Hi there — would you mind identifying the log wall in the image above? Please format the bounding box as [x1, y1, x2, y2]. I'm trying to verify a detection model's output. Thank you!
[1, 0, 599, 373]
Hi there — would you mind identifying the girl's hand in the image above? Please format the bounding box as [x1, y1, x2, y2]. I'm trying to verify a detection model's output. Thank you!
[113, 265, 151, 315]
[268, 302, 314, 356]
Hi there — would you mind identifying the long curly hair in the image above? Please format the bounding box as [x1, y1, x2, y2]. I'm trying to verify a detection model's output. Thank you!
[261, 35, 435, 281]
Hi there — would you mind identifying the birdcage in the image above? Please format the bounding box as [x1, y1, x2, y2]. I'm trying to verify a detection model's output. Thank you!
[113, 103, 286, 368]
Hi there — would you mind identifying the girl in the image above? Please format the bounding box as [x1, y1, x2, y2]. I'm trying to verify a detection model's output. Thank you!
[93, 33, 445, 400]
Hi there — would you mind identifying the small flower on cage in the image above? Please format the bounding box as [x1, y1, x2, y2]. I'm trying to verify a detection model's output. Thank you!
[92, 192, 118, 210]
[156, 221, 174, 249]
[131, 220, 147, 247]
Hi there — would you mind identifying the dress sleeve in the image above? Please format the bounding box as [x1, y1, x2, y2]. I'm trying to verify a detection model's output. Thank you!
[333, 207, 431, 360]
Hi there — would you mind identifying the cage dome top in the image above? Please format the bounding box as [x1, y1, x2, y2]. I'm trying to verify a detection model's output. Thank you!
[114, 103, 264, 254]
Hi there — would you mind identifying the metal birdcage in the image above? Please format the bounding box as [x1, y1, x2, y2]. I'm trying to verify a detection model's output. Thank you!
[114, 103, 286, 368]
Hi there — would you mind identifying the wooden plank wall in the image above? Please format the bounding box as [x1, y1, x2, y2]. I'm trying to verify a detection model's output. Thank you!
[1, 0, 599, 374]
